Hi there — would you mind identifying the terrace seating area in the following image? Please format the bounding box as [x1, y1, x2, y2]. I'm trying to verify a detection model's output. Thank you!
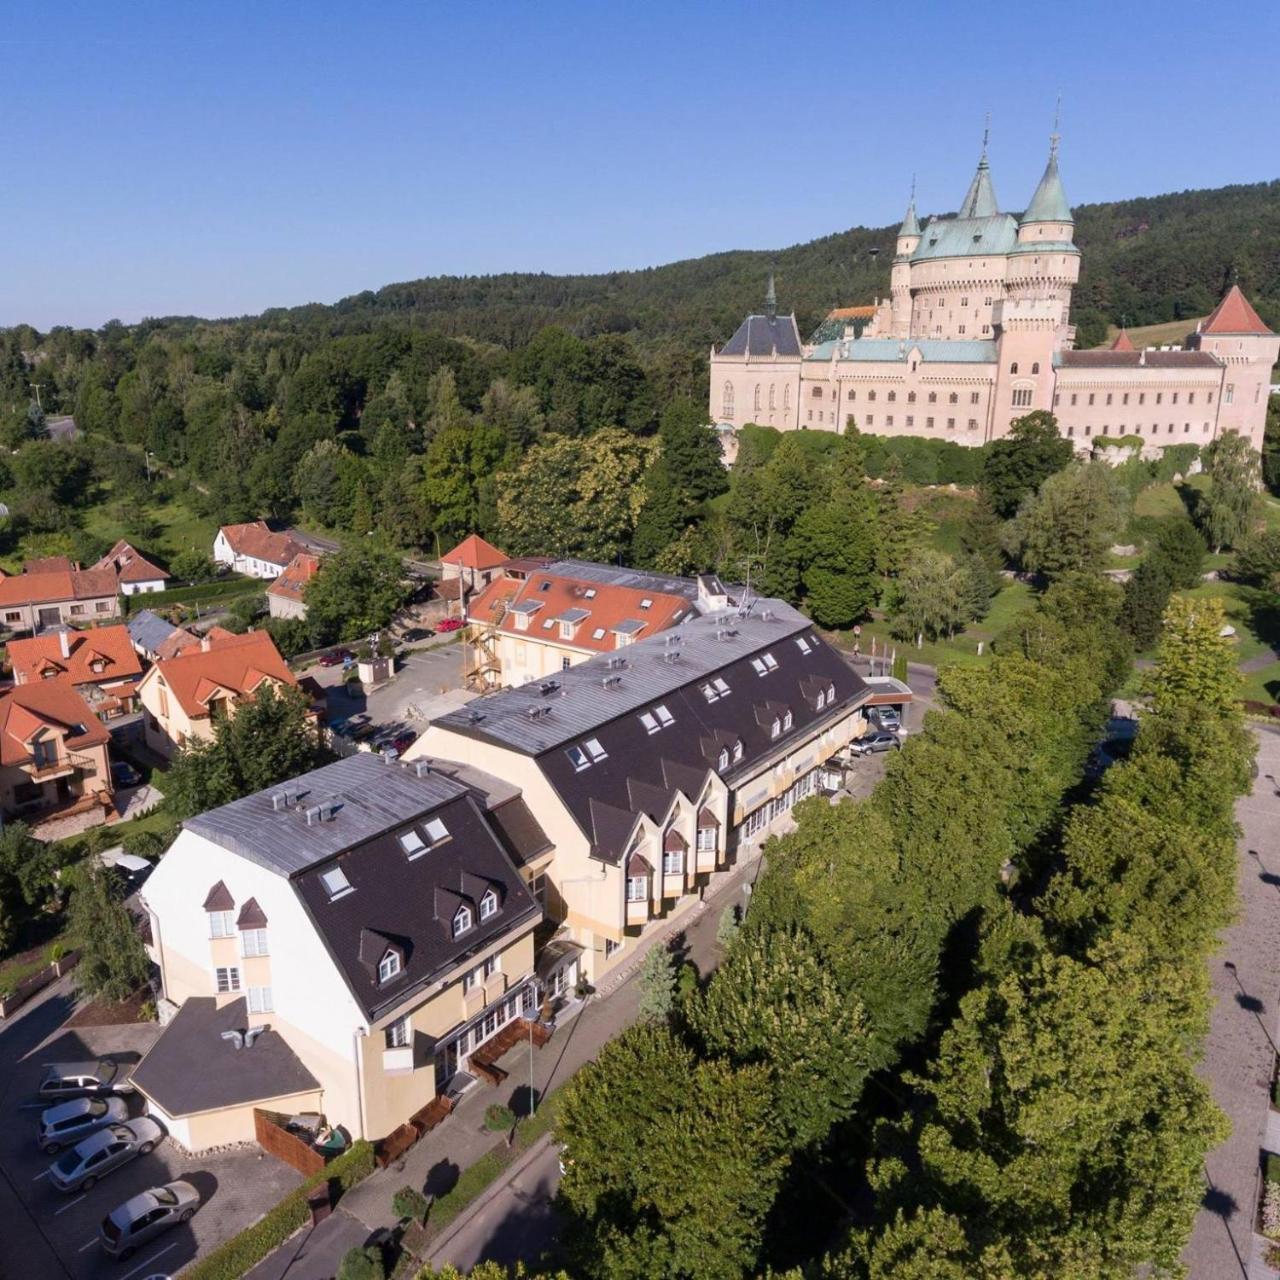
[468, 1017, 552, 1087]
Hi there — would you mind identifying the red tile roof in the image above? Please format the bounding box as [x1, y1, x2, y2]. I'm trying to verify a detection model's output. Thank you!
[441, 534, 508, 571]
[0, 682, 109, 767]
[1110, 329, 1135, 351]
[466, 568, 692, 655]
[8, 625, 143, 687]
[94, 540, 171, 584]
[144, 630, 297, 720]
[0, 568, 119, 607]
[219, 522, 305, 567]
[1201, 285, 1272, 335]
[267, 553, 321, 602]
[24, 556, 75, 574]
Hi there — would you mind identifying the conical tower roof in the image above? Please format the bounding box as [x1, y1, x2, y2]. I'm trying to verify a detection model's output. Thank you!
[1111, 329, 1134, 351]
[958, 146, 998, 219]
[899, 197, 920, 237]
[1022, 138, 1072, 224]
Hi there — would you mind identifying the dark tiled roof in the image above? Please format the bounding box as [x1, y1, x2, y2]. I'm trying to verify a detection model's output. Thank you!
[1056, 350, 1221, 370]
[202, 881, 234, 912]
[292, 788, 539, 1020]
[131, 998, 319, 1117]
[718, 314, 803, 358]
[236, 898, 268, 929]
[486, 797, 553, 867]
[128, 610, 180, 657]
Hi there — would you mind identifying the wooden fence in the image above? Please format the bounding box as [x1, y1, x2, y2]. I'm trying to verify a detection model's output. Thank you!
[253, 1109, 327, 1177]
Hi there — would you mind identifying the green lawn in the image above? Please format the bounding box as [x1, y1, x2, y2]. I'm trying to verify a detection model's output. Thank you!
[1179, 581, 1279, 666]
[81, 489, 219, 564]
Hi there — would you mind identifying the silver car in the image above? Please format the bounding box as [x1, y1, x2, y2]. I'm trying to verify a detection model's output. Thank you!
[49, 1117, 164, 1192]
[38, 1096, 129, 1153]
[100, 1180, 199, 1259]
[37, 1058, 135, 1101]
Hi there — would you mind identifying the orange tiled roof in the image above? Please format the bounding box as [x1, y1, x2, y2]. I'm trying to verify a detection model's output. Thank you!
[268, 553, 321, 602]
[466, 568, 691, 655]
[144, 630, 297, 720]
[1201, 285, 1272, 336]
[219, 522, 305, 567]
[0, 681, 109, 767]
[826, 305, 877, 320]
[24, 556, 75, 574]
[441, 534, 508, 571]
[0, 568, 119, 607]
[1110, 329, 1135, 351]
[8, 625, 143, 687]
[94, 540, 170, 584]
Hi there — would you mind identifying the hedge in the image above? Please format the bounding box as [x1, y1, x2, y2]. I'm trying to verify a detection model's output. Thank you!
[125, 577, 261, 614]
[179, 1139, 375, 1280]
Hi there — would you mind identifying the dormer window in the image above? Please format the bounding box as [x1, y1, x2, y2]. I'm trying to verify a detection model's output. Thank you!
[639, 598, 653, 610]
[208, 910, 235, 939]
[479, 888, 498, 921]
[399, 829, 426, 857]
[90, 660, 105, 674]
[453, 905, 473, 938]
[717, 748, 730, 771]
[783, 710, 793, 731]
[733, 740, 744, 763]
[377, 949, 402, 984]
[770, 717, 781, 740]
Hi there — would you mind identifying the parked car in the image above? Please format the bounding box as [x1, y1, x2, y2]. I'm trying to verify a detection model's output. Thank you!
[331, 713, 370, 739]
[110, 761, 142, 788]
[38, 1059, 136, 1102]
[317, 647, 355, 667]
[390, 729, 417, 754]
[436, 617, 464, 633]
[100, 1180, 199, 1259]
[870, 706, 901, 731]
[38, 1097, 130, 1153]
[49, 1118, 164, 1192]
[849, 731, 901, 756]
[402, 627, 434, 642]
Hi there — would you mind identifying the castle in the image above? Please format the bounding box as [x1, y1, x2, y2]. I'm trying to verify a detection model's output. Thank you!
[710, 137, 1278, 456]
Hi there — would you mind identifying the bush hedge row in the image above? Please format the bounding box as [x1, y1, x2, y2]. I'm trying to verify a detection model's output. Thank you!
[124, 576, 262, 614]
[180, 1139, 375, 1280]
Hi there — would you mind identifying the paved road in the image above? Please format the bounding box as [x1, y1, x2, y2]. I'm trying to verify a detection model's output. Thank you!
[1184, 725, 1280, 1280]
[308, 644, 466, 737]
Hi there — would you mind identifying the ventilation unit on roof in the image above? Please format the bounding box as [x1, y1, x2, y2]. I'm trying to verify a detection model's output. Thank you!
[412, 760, 432, 778]
[663, 634, 681, 648]
[605, 656, 627, 670]
[661, 651, 681, 664]
[538, 680, 560, 696]
[304, 799, 340, 826]
[243, 1026, 266, 1049]
[714, 627, 738, 642]
[760, 608, 775, 621]
[270, 786, 305, 811]
[601, 673, 623, 689]
[465, 709, 486, 723]
[526, 704, 553, 721]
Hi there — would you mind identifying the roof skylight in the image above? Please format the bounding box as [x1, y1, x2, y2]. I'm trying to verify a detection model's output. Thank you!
[320, 866, 353, 899]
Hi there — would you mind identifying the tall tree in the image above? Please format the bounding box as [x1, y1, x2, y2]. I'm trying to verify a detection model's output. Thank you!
[888, 549, 969, 645]
[303, 544, 410, 643]
[68, 862, 150, 1003]
[1003, 462, 1127, 580]
[1198, 429, 1260, 552]
[980, 411, 1074, 518]
[656, 398, 727, 504]
[1143, 595, 1240, 718]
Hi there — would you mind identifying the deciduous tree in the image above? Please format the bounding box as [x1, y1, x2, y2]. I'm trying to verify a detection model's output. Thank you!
[980, 411, 1074, 518]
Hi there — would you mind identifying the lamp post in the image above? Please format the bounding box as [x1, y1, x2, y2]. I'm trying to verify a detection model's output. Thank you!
[528, 1008, 536, 1119]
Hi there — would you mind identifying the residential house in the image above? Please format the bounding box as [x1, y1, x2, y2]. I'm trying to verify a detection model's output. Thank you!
[464, 558, 731, 689]
[213, 522, 306, 580]
[440, 534, 509, 595]
[137, 752, 544, 1148]
[7, 625, 144, 718]
[93, 540, 170, 595]
[0, 681, 113, 824]
[267, 553, 321, 621]
[137, 630, 301, 758]
[0, 567, 120, 634]
[413, 598, 871, 985]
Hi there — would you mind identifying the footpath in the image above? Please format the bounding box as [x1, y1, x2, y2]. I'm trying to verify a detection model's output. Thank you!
[246, 846, 764, 1280]
[1184, 725, 1280, 1280]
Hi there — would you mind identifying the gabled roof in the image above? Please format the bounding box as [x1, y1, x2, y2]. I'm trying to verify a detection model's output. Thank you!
[718, 314, 803, 359]
[0, 567, 119, 608]
[267, 553, 321, 603]
[217, 522, 304, 567]
[93, 540, 170, 584]
[1199, 285, 1272, 336]
[442, 534, 508, 571]
[0, 682, 109, 767]
[24, 556, 75, 575]
[127, 609, 181, 657]
[1056, 349, 1222, 370]
[8, 625, 142, 687]
[142, 630, 296, 720]
[899, 197, 921, 237]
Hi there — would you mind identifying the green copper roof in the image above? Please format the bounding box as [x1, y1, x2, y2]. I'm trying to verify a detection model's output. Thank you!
[898, 199, 920, 237]
[1021, 143, 1072, 223]
[806, 338, 999, 365]
[911, 212, 1018, 262]
[1008, 239, 1079, 256]
[958, 152, 999, 219]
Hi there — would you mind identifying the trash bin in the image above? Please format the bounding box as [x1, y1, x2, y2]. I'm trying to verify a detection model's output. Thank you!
[308, 1185, 331, 1226]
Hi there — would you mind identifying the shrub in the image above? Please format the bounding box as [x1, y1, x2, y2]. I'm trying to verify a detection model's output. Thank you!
[716, 905, 741, 948]
[1264, 1178, 1280, 1239]
[181, 1140, 375, 1280]
[337, 1245, 384, 1280]
[392, 1185, 428, 1222]
[484, 1104, 515, 1132]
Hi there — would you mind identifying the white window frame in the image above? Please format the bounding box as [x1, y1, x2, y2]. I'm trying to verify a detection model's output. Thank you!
[453, 905, 473, 937]
[208, 910, 235, 939]
[215, 966, 241, 993]
[662, 848, 684, 876]
[320, 866, 353, 900]
[378, 950, 402, 984]
[248, 985, 274, 1013]
[717, 748, 730, 771]
[483, 954, 500, 979]
[479, 888, 498, 921]
[463, 966, 481, 993]
[696, 826, 717, 854]
[424, 817, 449, 845]
[732, 740, 744, 763]
[385, 1016, 410, 1049]
[626, 875, 648, 903]
[240, 928, 269, 958]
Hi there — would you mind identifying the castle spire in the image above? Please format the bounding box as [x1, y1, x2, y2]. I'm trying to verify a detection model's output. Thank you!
[958, 116, 999, 218]
[1021, 119, 1072, 225]
[765, 272, 777, 321]
[898, 176, 920, 237]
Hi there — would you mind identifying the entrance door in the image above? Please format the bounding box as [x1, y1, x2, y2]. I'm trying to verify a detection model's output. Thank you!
[435, 1040, 460, 1090]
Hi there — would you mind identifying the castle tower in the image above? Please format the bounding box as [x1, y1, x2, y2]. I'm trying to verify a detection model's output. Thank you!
[889, 188, 921, 338]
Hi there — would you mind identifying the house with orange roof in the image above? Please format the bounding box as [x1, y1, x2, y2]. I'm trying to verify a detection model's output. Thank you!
[8, 624, 144, 718]
[463, 558, 731, 689]
[213, 522, 306, 580]
[93, 540, 170, 596]
[0, 567, 120, 635]
[0, 681, 113, 824]
[267, 552, 321, 621]
[440, 534, 509, 594]
[137, 630, 304, 758]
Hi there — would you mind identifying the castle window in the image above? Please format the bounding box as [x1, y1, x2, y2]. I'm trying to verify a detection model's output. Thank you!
[1188, 393, 1195, 405]
[1053, 394, 1060, 406]
[958, 326, 966, 335]
[769, 385, 776, 410]
[868, 390, 876, 402]
[784, 385, 790, 410]
[887, 391, 896, 402]
[1185, 424, 1192, 433]
[1067, 426, 1074, 437]
[1070, 394, 1077, 406]
[1139, 393, 1145, 405]
[818, 411, 823, 422]
[1010, 363, 1018, 375]
[754, 385, 761, 412]
[961, 297, 968, 307]
[982, 325, 990, 334]
[1171, 424, 1177, 434]
[1012, 388, 1033, 408]
[926, 417, 934, 428]
[906, 415, 914, 427]
[812, 386, 823, 398]
[721, 382, 734, 418]
[1084, 425, 1091, 436]
[1102, 424, 1109, 435]
[866, 414, 874, 426]
[968, 419, 978, 431]
[807, 410, 813, 422]
[1156, 392, 1163, 405]
[947, 417, 955, 429]
[970, 392, 980, 405]
[1106, 393, 1112, 405]
[928, 392, 936, 403]
[1123, 393, 1129, 405]
[1031, 363, 1040, 374]
[1207, 391, 1213, 405]
[907, 391, 916, 403]
[886, 415, 894, 426]
[848, 390, 856, 401]
[949, 392, 958, 405]
[1171, 392, 1178, 405]
[984, 297, 992, 306]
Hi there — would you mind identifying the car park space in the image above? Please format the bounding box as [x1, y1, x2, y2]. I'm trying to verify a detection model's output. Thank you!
[1, 1022, 302, 1278]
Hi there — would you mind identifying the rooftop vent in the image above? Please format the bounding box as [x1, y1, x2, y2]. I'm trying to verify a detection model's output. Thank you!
[663, 634, 681, 648]
[465, 709, 486, 724]
[220, 1029, 245, 1051]
[538, 680, 561, 697]
[244, 1026, 266, 1049]
[714, 627, 739, 642]
[304, 799, 341, 826]
[661, 651, 681, 664]
[412, 760, 432, 778]
[605, 656, 627, 670]
[601, 673, 623, 689]
[760, 608, 775, 621]
[270, 786, 305, 811]
[526, 704, 553, 721]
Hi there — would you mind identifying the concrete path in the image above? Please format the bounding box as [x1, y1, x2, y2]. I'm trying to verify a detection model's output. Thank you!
[1184, 725, 1280, 1280]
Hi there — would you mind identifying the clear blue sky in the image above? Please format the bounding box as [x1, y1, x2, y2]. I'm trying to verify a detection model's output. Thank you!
[3, 0, 1277, 330]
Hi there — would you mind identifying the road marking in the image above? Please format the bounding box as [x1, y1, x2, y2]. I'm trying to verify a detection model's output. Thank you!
[117, 1242, 177, 1280]
[32, 1168, 50, 1180]
[54, 1193, 86, 1215]
[21, 1102, 48, 1109]
[79, 1238, 99, 1252]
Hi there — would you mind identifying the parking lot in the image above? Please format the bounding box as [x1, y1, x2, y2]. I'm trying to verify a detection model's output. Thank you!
[0, 1006, 301, 1280]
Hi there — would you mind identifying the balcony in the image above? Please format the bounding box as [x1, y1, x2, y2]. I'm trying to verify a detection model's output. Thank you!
[25, 750, 98, 783]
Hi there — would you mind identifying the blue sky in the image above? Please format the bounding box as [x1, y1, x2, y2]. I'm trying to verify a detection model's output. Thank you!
[2, 0, 1277, 329]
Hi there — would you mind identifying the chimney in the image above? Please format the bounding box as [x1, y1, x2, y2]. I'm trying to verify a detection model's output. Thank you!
[200, 634, 212, 652]
[243, 1026, 267, 1049]
[59, 629, 71, 660]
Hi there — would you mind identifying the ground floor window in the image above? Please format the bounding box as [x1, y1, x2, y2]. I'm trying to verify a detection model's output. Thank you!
[626, 875, 648, 902]
[604, 938, 621, 960]
[215, 966, 241, 993]
[738, 768, 819, 841]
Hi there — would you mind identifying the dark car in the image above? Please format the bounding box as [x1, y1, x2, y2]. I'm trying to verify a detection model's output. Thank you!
[110, 761, 142, 788]
[849, 731, 901, 756]
[38, 1059, 136, 1102]
[401, 627, 434, 642]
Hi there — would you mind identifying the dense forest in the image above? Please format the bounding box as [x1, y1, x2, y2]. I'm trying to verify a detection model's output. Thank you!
[0, 177, 1275, 577]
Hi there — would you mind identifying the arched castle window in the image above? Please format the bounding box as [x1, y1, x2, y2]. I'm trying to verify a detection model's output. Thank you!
[1031, 362, 1040, 375]
[907, 391, 916, 404]
[867, 390, 876, 402]
[887, 391, 896, 403]
[783, 385, 791, 410]
[1010, 362, 1019, 375]
[768, 385, 776, 410]
[753, 385, 761, 412]
[721, 382, 734, 417]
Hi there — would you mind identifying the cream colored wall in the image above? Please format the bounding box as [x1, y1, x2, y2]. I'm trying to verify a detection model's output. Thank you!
[268, 594, 307, 621]
[1052, 365, 1226, 449]
[0, 594, 120, 633]
[1194, 332, 1280, 451]
[147, 1088, 323, 1152]
[138, 670, 213, 758]
[709, 354, 802, 429]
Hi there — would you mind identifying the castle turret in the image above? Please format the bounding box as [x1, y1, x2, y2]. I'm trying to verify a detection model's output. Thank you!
[890, 188, 921, 337]
[1017, 134, 1074, 242]
[957, 134, 999, 219]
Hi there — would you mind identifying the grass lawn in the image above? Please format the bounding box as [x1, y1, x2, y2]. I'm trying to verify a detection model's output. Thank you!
[80, 488, 219, 564]
[1179, 580, 1279, 665]
[1103, 317, 1203, 349]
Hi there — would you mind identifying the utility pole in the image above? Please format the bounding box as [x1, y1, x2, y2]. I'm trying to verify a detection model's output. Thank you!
[28, 382, 44, 410]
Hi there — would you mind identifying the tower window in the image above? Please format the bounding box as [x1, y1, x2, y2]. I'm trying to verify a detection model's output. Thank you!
[1031, 362, 1040, 374]
[1010, 363, 1018, 375]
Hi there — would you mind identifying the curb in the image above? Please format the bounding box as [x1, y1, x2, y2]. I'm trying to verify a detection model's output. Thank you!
[424, 1131, 556, 1265]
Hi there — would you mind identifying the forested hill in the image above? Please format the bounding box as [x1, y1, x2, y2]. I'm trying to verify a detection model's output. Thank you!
[256, 177, 1280, 355]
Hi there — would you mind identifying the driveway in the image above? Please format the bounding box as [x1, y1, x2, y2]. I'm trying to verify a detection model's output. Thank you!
[0, 993, 302, 1280]
[311, 644, 468, 740]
